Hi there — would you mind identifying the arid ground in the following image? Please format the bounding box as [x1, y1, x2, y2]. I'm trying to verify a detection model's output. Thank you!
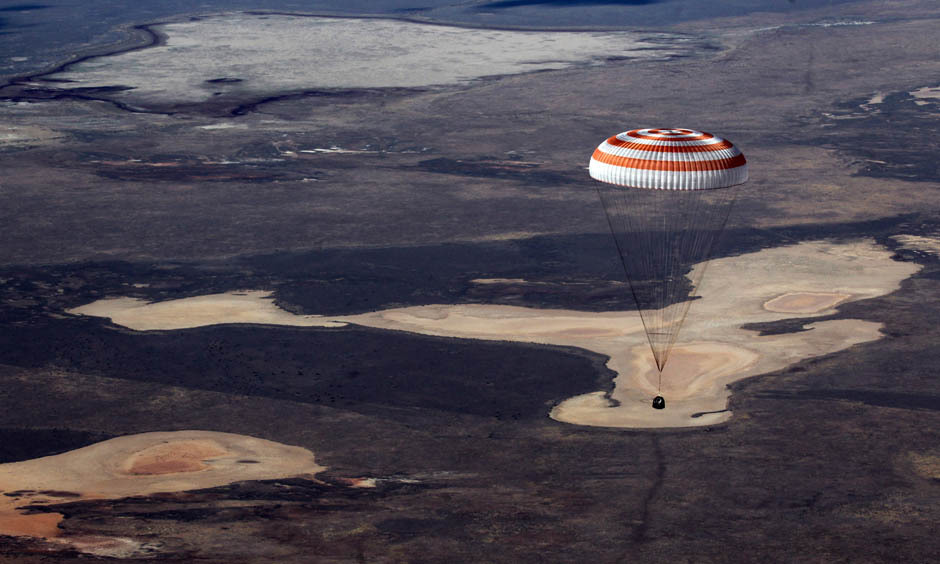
[1, 0, 939, 561]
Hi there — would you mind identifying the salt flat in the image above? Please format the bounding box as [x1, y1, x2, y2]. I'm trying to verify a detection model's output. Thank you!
[47, 13, 692, 109]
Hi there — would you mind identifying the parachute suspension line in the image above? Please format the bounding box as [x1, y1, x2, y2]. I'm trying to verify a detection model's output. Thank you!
[664, 189, 697, 368]
[595, 185, 659, 370]
[655, 187, 727, 367]
[596, 185, 739, 380]
[660, 198, 667, 372]
[660, 186, 739, 364]
[701, 191, 735, 343]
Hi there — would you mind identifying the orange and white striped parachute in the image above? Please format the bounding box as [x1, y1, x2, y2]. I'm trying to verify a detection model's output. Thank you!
[589, 128, 747, 190]
[589, 128, 747, 386]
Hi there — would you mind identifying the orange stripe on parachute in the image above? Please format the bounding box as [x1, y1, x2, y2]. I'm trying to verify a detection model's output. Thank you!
[605, 136, 735, 153]
[591, 150, 747, 171]
[627, 130, 714, 142]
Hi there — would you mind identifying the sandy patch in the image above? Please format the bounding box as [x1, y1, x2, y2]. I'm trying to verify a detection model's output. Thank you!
[0, 511, 63, 539]
[123, 439, 229, 475]
[45, 14, 692, 109]
[635, 343, 761, 396]
[0, 124, 64, 147]
[372, 306, 645, 342]
[67, 290, 345, 330]
[865, 92, 885, 106]
[196, 122, 249, 130]
[909, 451, 940, 480]
[0, 430, 324, 554]
[470, 278, 529, 285]
[891, 234, 940, 256]
[69, 239, 919, 428]
[910, 86, 940, 105]
[763, 292, 851, 313]
[67, 536, 152, 559]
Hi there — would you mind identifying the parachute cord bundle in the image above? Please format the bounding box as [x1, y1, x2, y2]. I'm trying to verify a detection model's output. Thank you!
[596, 182, 738, 373]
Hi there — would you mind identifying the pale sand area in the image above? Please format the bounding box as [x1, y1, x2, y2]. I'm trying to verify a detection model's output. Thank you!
[0, 430, 324, 556]
[891, 234, 940, 256]
[69, 290, 345, 331]
[470, 278, 530, 285]
[68, 240, 919, 428]
[910, 85, 940, 105]
[909, 450, 940, 479]
[45, 14, 691, 108]
[0, 124, 64, 147]
[763, 291, 850, 313]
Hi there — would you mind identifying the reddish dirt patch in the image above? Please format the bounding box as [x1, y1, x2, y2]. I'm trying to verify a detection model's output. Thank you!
[124, 440, 228, 475]
[0, 510, 63, 538]
[763, 292, 850, 313]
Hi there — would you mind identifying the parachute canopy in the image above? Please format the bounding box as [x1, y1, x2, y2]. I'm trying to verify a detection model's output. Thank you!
[589, 128, 747, 190]
[589, 128, 747, 379]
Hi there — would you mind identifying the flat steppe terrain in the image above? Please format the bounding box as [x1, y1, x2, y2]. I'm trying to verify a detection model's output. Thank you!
[1, 1, 939, 561]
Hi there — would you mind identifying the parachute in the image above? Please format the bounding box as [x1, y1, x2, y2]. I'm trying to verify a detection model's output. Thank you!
[589, 128, 748, 394]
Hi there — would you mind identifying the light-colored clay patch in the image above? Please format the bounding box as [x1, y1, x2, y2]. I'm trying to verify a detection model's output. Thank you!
[470, 278, 529, 285]
[636, 343, 760, 397]
[67, 290, 345, 330]
[67, 536, 153, 559]
[0, 125, 64, 147]
[45, 14, 692, 108]
[891, 234, 940, 256]
[866, 92, 885, 105]
[763, 292, 851, 313]
[910, 86, 940, 103]
[122, 440, 228, 475]
[0, 511, 64, 539]
[909, 451, 940, 480]
[0, 431, 324, 555]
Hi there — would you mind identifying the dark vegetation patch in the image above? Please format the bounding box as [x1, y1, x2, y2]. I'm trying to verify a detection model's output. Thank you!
[739, 316, 819, 336]
[34, 77, 75, 83]
[690, 409, 728, 418]
[0, 317, 611, 421]
[479, 0, 662, 7]
[36, 490, 81, 498]
[756, 389, 940, 411]
[229, 87, 423, 117]
[0, 428, 113, 463]
[206, 77, 243, 84]
[812, 89, 940, 183]
[22, 84, 134, 96]
[0, 5, 50, 12]
[91, 163, 289, 183]
[376, 515, 467, 536]
[417, 157, 575, 184]
[40, 477, 496, 560]
[68, 149, 322, 183]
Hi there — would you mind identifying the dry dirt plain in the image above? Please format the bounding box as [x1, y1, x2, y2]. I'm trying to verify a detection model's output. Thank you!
[1, 0, 939, 561]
